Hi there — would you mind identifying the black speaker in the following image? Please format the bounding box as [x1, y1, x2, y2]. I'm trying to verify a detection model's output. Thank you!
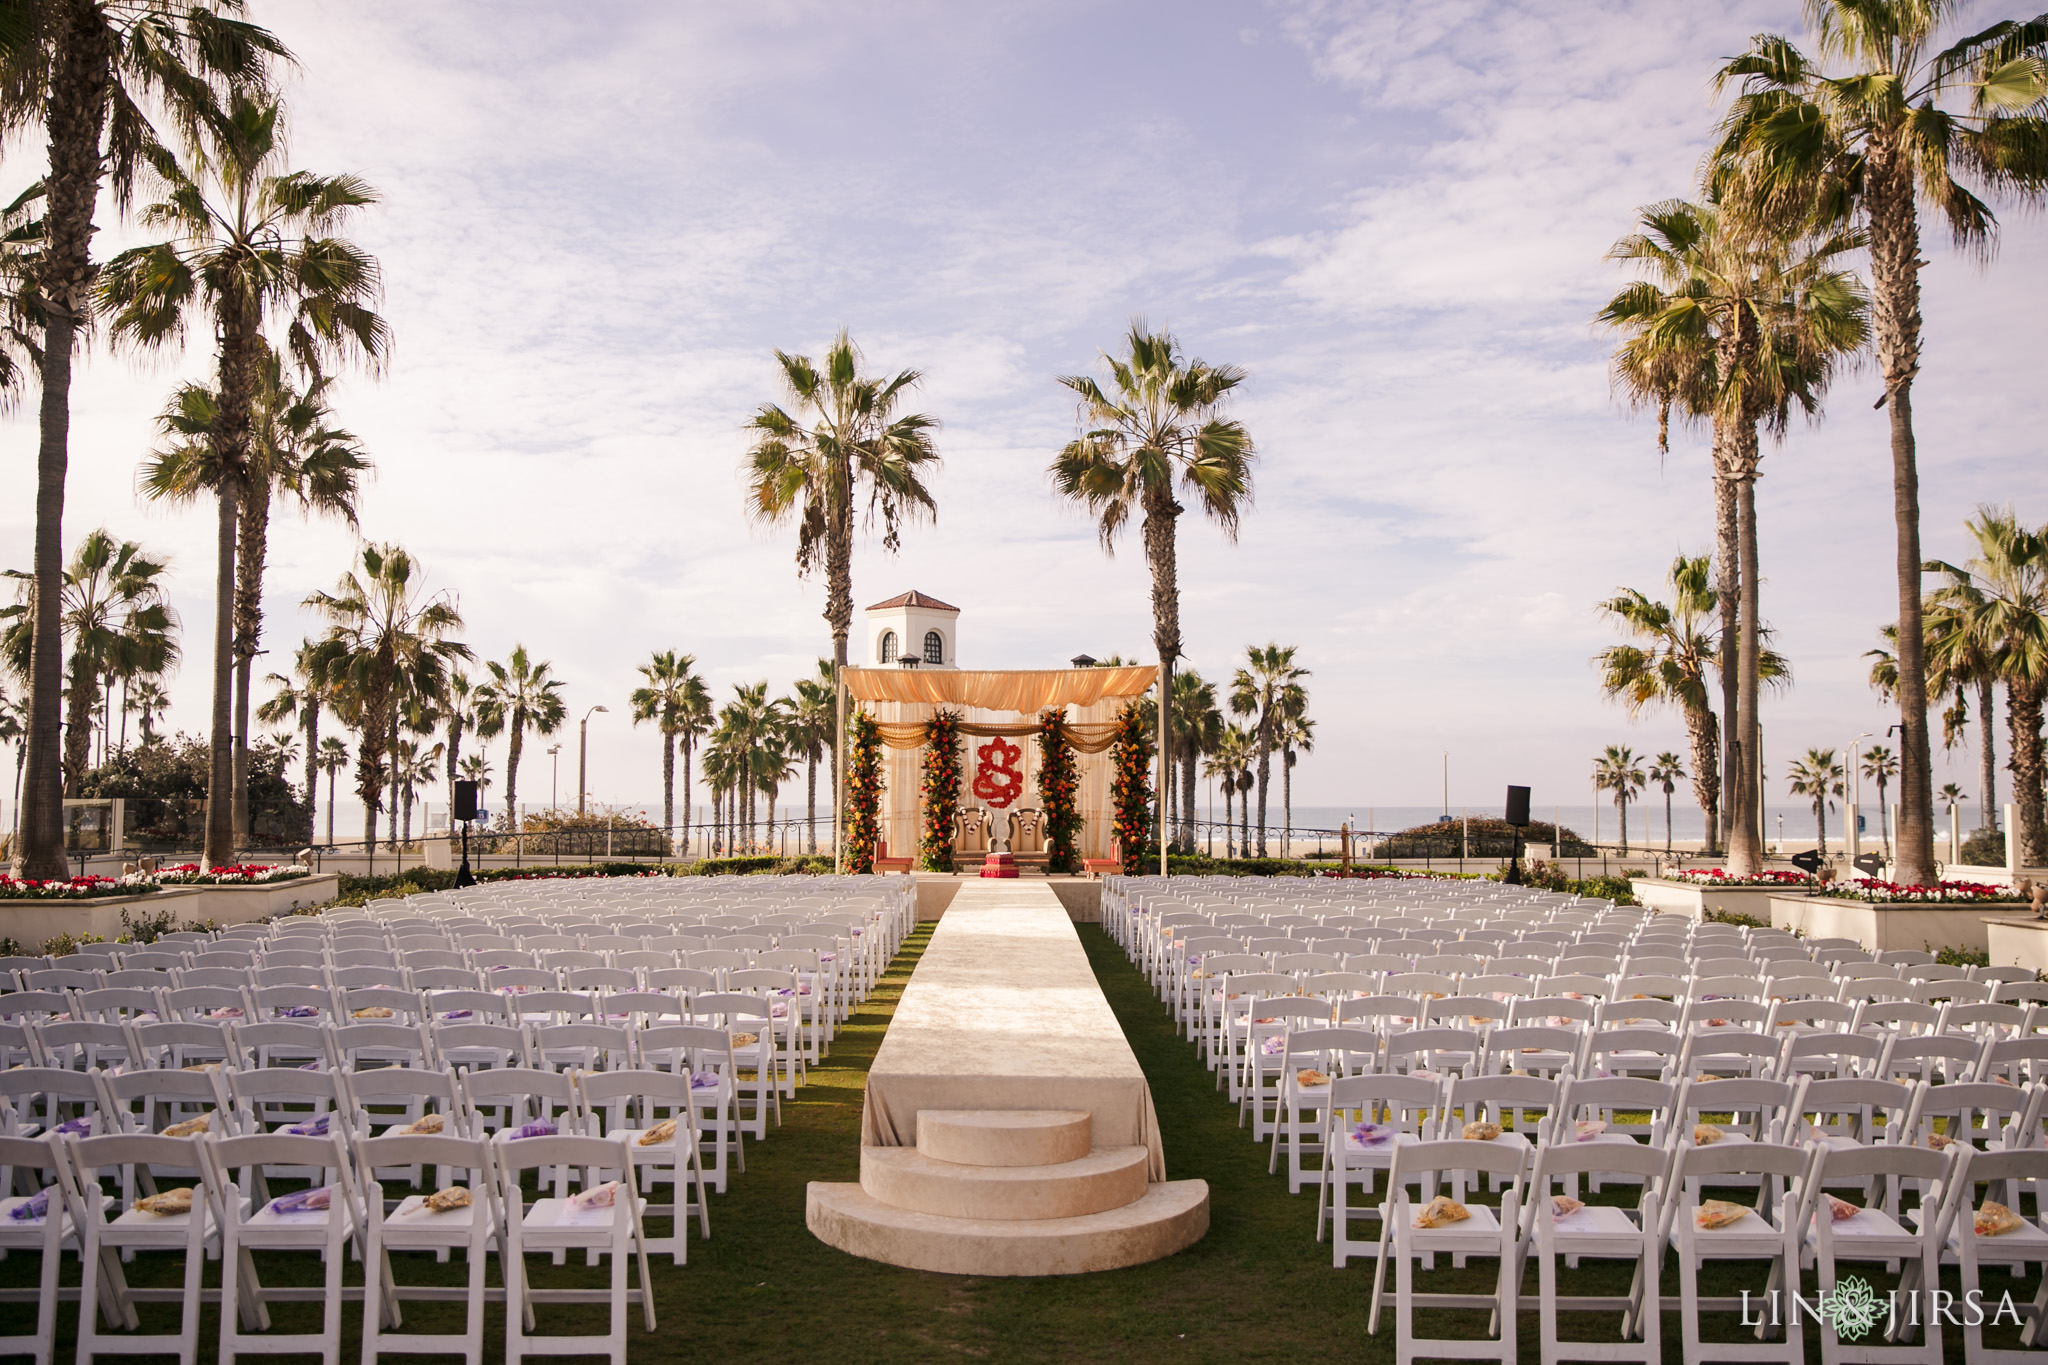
[1504, 785, 1530, 827]
[453, 780, 479, 823]
[1791, 848, 1823, 875]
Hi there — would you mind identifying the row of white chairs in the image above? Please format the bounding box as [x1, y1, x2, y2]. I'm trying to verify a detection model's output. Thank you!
[0, 1120, 667, 1365]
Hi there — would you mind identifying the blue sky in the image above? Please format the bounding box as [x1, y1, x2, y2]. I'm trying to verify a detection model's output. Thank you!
[7, 0, 2045, 825]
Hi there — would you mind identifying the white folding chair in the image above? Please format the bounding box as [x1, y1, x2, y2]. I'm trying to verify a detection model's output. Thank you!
[1660, 1141, 1813, 1365]
[0, 1134, 88, 1365]
[203, 1131, 363, 1365]
[356, 1132, 502, 1365]
[1522, 1139, 1666, 1365]
[1945, 1147, 2048, 1362]
[496, 1133, 655, 1365]
[575, 1069, 711, 1264]
[1369, 1138, 1527, 1365]
[1802, 1142, 1958, 1365]
[1319, 1072, 1443, 1267]
[67, 1133, 217, 1365]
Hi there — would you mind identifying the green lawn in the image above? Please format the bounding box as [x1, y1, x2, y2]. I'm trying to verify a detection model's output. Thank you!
[1, 923, 2030, 1363]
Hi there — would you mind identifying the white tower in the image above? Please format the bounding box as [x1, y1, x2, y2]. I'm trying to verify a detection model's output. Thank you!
[864, 590, 959, 670]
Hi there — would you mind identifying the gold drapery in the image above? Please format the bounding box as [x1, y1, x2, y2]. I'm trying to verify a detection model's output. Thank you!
[874, 720, 1118, 754]
[843, 665, 1156, 711]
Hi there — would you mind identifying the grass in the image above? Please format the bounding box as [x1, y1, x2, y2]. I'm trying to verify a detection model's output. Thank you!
[1, 924, 2033, 1362]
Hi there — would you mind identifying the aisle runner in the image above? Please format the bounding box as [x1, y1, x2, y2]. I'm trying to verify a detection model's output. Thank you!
[859, 880, 1169, 1180]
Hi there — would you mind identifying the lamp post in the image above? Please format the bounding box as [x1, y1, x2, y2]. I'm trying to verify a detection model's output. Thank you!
[1847, 732, 1872, 806]
[578, 705, 608, 816]
[547, 744, 561, 813]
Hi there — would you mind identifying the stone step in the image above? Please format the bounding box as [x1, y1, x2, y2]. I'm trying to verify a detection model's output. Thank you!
[915, 1109, 1092, 1168]
[807, 1178, 1210, 1277]
[862, 1145, 1149, 1221]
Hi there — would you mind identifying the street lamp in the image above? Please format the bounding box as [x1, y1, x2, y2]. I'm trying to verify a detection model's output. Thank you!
[1847, 732, 1872, 806]
[578, 706, 608, 816]
[547, 744, 562, 812]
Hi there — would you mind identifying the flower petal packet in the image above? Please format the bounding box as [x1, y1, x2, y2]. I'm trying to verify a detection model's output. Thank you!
[1977, 1202, 2025, 1237]
[1463, 1121, 1502, 1141]
[1414, 1195, 1470, 1228]
[268, 1186, 331, 1215]
[1696, 1199, 1749, 1229]
[134, 1187, 194, 1216]
[638, 1118, 677, 1145]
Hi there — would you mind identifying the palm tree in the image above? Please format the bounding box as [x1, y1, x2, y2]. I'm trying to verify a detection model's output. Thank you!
[1228, 644, 1308, 857]
[1600, 199, 1864, 871]
[1, 529, 178, 794]
[127, 679, 170, 746]
[142, 351, 371, 843]
[1171, 669, 1222, 852]
[744, 331, 940, 815]
[0, 689, 24, 824]
[458, 752, 493, 819]
[1861, 744, 1900, 858]
[1593, 745, 1648, 854]
[1941, 781, 1968, 853]
[314, 734, 348, 845]
[1923, 562, 2012, 841]
[1648, 752, 1687, 855]
[1280, 712, 1314, 859]
[1787, 748, 1846, 856]
[1053, 320, 1256, 865]
[440, 671, 475, 828]
[100, 92, 386, 868]
[1205, 724, 1253, 858]
[628, 650, 709, 854]
[1595, 556, 1725, 851]
[0, 0, 284, 881]
[254, 640, 333, 844]
[303, 544, 468, 861]
[473, 646, 565, 837]
[788, 667, 835, 854]
[390, 736, 442, 849]
[1715, 7, 2048, 887]
[1927, 507, 2048, 866]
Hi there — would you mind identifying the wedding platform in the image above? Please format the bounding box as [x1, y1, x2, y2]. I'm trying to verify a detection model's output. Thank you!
[807, 879, 1209, 1275]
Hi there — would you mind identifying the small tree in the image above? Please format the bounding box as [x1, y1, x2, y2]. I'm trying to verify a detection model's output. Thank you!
[1648, 751, 1687, 855]
[1593, 744, 1647, 854]
[1787, 748, 1846, 857]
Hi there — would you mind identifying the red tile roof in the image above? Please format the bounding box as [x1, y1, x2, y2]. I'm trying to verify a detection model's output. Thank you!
[865, 590, 960, 613]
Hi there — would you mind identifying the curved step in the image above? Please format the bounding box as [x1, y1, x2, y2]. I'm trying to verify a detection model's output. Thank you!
[915, 1109, 1091, 1168]
[862, 1144, 1148, 1221]
[807, 1179, 1210, 1277]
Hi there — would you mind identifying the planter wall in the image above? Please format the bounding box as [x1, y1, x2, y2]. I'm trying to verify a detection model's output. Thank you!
[1768, 893, 2005, 953]
[178, 874, 338, 925]
[0, 888, 206, 953]
[1632, 879, 1787, 921]
[1985, 918, 2048, 974]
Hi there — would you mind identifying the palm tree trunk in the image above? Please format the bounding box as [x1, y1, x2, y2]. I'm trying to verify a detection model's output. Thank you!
[1978, 677, 1998, 831]
[1618, 797, 1628, 855]
[302, 703, 319, 845]
[62, 655, 94, 796]
[444, 714, 464, 829]
[1221, 783, 1233, 858]
[681, 736, 694, 857]
[386, 719, 400, 852]
[13, 3, 116, 883]
[1665, 788, 1673, 854]
[1239, 781, 1249, 857]
[1182, 752, 1198, 855]
[1816, 798, 1827, 857]
[1866, 136, 1936, 887]
[1712, 465, 1739, 858]
[505, 725, 524, 834]
[231, 489, 270, 847]
[1728, 474, 1766, 874]
[806, 752, 817, 854]
[1282, 746, 1294, 858]
[203, 483, 240, 869]
[2007, 679, 2046, 867]
[325, 766, 336, 845]
[661, 731, 676, 855]
[1254, 717, 1273, 858]
[1140, 485, 1182, 869]
[825, 460, 853, 815]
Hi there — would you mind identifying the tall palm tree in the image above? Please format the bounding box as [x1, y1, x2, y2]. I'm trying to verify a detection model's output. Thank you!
[1600, 198, 1865, 871]
[1861, 744, 1900, 858]
[303, 544, 468, 860]
[1595, 556, 1724, 853]
[1927, 507, 2048, 866]
[1648, 752, 1687, 854]
[1787, 748, 1846, 856]
[440, 671, 475, 826]
[1923, 564, 2011, 839]
[1716, 5, 2048, 886]
[390, 735, 441, 849]
[314, 733, 348, 845]
[141, 349, 371, 840]
[127, 678, 170, 745]
[788, 669, 835, 854]
[1053, 320, 1256, 866]
[1205, 724, 1253, 859]
[1228, 644, 1308, 857]
[1593, 744, 1648, 854]
[628, 650, 709, 854]
[457, 752, 492, 820]
[1171, 670, 1222, 852]
[254, 639, 333, 844]
[1940, 781, 1967, 852]
[1280, 712, 1314, 859]
[473, 645, 565, 837]
[1, 529, 178, 794]
[744, 330, 940, 814]
[0, 0, 284, 881]
[100, 92, 386, 868]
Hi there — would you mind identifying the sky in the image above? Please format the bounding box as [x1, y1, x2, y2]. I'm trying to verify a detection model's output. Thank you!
[4, 0, 2045, 833]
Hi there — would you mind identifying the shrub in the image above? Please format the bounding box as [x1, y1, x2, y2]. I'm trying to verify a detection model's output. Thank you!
[1703, 909, 1769, 929]
[1933, 943, 1991, 969]
[1960, 828, 2007, 866]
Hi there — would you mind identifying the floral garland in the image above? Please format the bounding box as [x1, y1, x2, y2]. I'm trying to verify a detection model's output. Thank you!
[919, 708, 965, 871]
[1110, 700, 1154, 874]
[1037, 708, 1082, 874]
[843, 708, 885, 874]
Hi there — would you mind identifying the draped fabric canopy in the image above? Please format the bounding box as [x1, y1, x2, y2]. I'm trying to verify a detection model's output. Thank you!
[843, 665, 1157, 712]
[873, 720, 1120, 754]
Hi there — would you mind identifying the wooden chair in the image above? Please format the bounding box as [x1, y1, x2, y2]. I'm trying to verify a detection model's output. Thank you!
[871, 839, 913, 875]
[1083, 841, 1123, 879]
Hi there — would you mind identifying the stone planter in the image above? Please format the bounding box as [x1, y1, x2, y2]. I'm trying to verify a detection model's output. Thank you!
[173, 874, 339, 926]
[1631, 879, 1788, 922]
[1768, 892, 2012, 954]
[1984, 917, 2048, 973]
[0, 888, 206, 953]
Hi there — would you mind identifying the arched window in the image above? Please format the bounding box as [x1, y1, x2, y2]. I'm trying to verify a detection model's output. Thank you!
[879, 631, 898, 663]
[923, 630, 944, 665]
